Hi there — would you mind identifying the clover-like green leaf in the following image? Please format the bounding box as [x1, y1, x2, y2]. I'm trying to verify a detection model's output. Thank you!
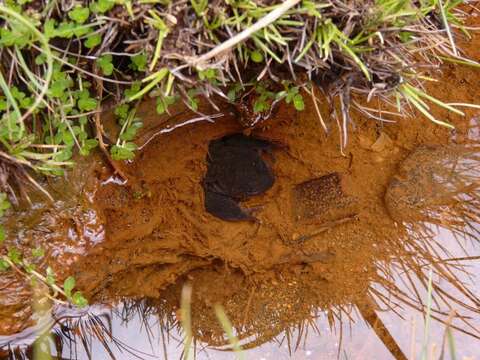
[250, 50, 264, 63]
[0, 258, 9, 271]
[156, 96, 176, 115]
[84, 33, 102, 49]
[44, 19, 57, 38]
[115, 104, 130, 120]
[55, 21, 78, 38]
[69, 6, 90, 24]
[120, 121, 143, 141]
[0, 193, 11, 217]
[7, 248, 21, 265]
[80, 139, 99, 156]
[32, 247, 45, 258]
[130, 54, 147, 72]
[72, 291, 88, 307]
[63, 276, 76, 298]
[78, 96, 98, 111]
[90, 0, 115, 14]
[110, 142, 137, 160]
[96, 54, 114, 75]
[293, 93, 305, 111]
[124, 83, 141, 99]
[46, 267, 56, 286]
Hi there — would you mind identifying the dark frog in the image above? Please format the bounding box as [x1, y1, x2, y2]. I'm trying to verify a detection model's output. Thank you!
[203, 133, 276, 221]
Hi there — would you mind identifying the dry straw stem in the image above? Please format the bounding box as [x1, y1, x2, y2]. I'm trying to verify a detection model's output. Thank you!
[187, 0, 301, 69]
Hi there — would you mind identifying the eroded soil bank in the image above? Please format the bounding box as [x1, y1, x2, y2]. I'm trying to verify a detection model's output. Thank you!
[1, 11, 480, 358]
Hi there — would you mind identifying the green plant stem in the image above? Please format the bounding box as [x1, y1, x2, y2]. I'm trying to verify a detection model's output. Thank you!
[420, 268, 434, 360]
[437, 0, 458, 56]
[180, 283, 193, 360]
[2, 255, 69, 304]
[0, 5, 53, 126]
[214, 304, 244, 359]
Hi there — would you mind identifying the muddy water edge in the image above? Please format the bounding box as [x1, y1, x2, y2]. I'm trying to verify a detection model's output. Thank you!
[2, 14, 480, 360]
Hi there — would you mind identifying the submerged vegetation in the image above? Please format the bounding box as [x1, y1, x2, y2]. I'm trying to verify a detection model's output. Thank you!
[0, 191, 87, 308]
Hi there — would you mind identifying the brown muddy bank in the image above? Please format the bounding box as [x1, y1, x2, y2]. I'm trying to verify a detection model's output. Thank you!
[1, 92, 480, 347]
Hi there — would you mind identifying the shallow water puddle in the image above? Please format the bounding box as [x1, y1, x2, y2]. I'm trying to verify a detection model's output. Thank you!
[1, 231, 478, 359]
[1, 95, 480, 359]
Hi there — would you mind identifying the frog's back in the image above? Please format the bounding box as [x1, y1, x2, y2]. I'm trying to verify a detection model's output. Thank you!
[232, 151, 274, 197]
[207, 135, 274, 198]
[208, 133, 273, 157]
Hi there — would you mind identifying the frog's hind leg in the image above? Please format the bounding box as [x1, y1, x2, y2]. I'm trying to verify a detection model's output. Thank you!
[204, 191, 254, 222]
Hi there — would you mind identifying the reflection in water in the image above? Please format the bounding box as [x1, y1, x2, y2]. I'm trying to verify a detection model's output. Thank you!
[1, 144, 479, 359]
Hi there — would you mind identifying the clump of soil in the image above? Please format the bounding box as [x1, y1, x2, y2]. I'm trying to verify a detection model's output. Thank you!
[292, 172, 356, 222]
[385, 145, 480, 224]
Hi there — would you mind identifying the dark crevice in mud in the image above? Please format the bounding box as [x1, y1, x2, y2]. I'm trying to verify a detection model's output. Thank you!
[1, 91, 480, 359]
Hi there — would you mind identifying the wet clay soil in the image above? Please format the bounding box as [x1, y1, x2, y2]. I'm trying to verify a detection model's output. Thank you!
[1, 9, 480, 357]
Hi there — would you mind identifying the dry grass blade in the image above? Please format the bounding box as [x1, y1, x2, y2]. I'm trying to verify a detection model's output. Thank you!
[188, 0, 301, 69]
[180, 283, 193, 360]
[214, 304, 245, 359]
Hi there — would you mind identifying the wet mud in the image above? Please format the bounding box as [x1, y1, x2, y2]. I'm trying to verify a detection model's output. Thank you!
[1, 96, 479, 357]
